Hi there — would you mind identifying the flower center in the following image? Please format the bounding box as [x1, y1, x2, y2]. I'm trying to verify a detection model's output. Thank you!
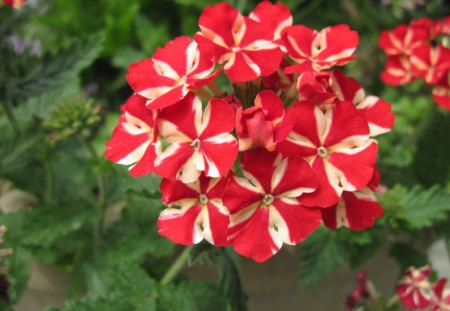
[191, 138, 201, 151]
[199, 194, 208, 205]
[262, 194, 274, 206]
[317, 146, 328, 158]
[231, 46, 241, 53]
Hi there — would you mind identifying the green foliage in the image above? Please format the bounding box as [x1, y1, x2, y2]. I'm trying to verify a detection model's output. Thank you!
[298, 227, 346, 288]
[413, 109, 450, 187]
[189, 244, 248, 311]
[389, 243, 429, 271]
[381, 185, 450, 229]
[15, 33, 104, 101]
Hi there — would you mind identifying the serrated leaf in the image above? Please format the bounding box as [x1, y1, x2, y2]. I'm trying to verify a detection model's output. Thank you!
[14, 78, 81, 123]
[298, 227, 346, 288]
[400, 186, 450, 229]
[16, 33, 104, 100]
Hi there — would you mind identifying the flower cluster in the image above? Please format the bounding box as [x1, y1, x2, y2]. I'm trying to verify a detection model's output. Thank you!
[396, 265, 450, 311]
[105, 1, 394, 262]
[379, 17, 450, 110]
[2, 0, 26, 9]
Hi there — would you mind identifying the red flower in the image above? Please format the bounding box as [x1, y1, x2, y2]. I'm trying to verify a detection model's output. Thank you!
[249, 1, 292, 50]
[396, 265, 433, 309]
[345, 272, 372, 311]
[297, 72, 336, 107]
[277, 101, 377, 208]
[127, 36, 219, 110]
[236, 90, 289, 151]
[410, 44, 450, 85]
[3, 0, 26, 8]
[411, 18, 443, 40]
[155, 92, 238, 183]
[433, 72, 450, 110]
[195, 2, 283, 82]
[381, 55, 417, 85]
[431, 278, 450, 311]
[378, 24, 429, 56]
[104, 95, 159, 177]
[223, 149, 320, 262]
[158, 174, 230, 246]
[283, 24, 359, 73]
[332, 70, 395, 137]
[321, 170, 383, 231]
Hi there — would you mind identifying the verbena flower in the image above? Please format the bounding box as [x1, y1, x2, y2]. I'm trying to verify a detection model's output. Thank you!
[396, 265, 433, 309]
[105, 1, 393, 262]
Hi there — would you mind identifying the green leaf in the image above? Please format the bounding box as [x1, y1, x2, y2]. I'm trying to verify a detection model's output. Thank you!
[413, 109, 450, 187]
[14, 78, 81, 123]
[16, 33, 104, 101]
[400, 185, 450, 229]
[6, 246, 32, 303]
[189, 244, 248, 311]
[298, 227, 346, 288]
[389, 242, 429, 271]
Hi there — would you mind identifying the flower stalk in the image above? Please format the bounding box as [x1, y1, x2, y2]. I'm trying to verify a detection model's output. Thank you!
[160, 246, 191, 285]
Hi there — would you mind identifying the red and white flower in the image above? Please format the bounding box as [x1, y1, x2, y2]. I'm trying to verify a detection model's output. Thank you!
[155, 92, 238, 183]
[283, 24, 359, 73]
[194, 2, 283, 82]
[321, 170, 383, 231]
[431, 279, 450, 311]
[157, 174, 230, 246]
[236, 90, 289, 151]
[297, 71, 336, 107]
[433, 72, 450, 110]
[396, 265, 433, 309]
[249, 1, 292, 50]
[127, 36, 219, 110]
[378, 24, 429, 56]
[224, 149, 321, 262]
[3, 0, 26, 8]
[381, 55, 417, 85]
[104, 95, 159, 177]
[410, 44, 450, 84]
[277, 101, 377, 208]
[332, 70, 395, 137]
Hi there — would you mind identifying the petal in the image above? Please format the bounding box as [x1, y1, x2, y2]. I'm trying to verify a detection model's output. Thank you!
[249, 1, 293, 40]
[283, 25, 317, 61]
[200, 98, 236, 139]
[254, 90, 285, 124]
[152, 36, 191, 78]
[224, 51, 260, 82]
[228, 206, 281, 262]
[160, 178, 199, 205]
[276, 102, 322, 157]
[198, 2, 241, 49]
[300, 157, 341, 208]
[154, 143, 197, 182]
[223, 175, 264, 215]
[271, 156, 318, 197]
[146, 85, 188, 110]
[356, 96, 395, 136]
[331, 69, 365, 103]
[205, 201, 230, 246]
[158, 203, 203, 245]
[158, 92, 202, 141]
[323, 101, 370, 148]
[201, 135, 238, 178]
[240, 148, 279, 193]
[328, 140, 378, 191]
[316, 24, 359, 65]
[271, 199, 321, 244]
[321, 190, 383, 230]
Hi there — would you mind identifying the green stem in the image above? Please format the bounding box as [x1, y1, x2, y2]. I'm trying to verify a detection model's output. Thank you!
[161, 247, 191, 285]
[43, 156, 54, 204]
[0, 100, 20, 136]
[81, 136, 107, 248]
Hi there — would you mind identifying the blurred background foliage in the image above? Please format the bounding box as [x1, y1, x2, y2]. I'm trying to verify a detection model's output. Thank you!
[0, 0, 449, 310]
